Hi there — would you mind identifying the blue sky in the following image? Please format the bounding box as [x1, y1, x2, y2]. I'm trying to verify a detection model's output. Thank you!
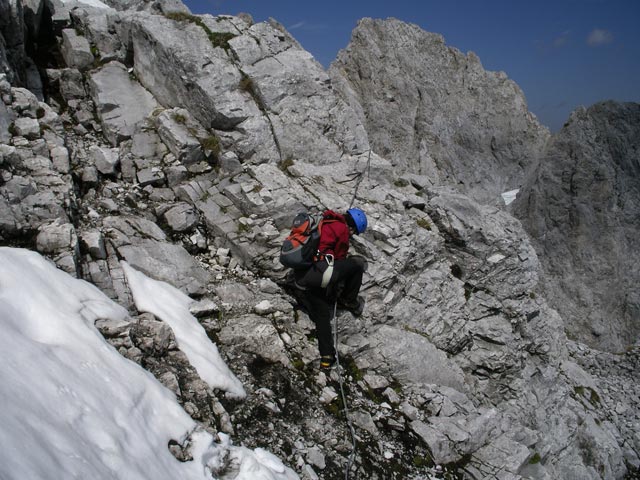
[184, 0, 640, 132]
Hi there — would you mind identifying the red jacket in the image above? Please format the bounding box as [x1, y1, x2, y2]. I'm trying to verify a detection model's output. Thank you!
[318, 210, 350, 259]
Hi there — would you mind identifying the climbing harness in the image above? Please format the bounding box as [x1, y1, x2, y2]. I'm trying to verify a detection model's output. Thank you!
[331, 301, 357, 480]
[320, 254, 335, 288]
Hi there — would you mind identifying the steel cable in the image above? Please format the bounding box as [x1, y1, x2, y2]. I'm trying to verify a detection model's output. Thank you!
[331, 302, 357, 480]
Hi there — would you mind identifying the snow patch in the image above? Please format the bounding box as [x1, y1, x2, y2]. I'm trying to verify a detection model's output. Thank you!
[60, 0, 110, 9]
[0, 247, 295, 480]
[122, 261, 246, 398]
[501, 188, 519, 205]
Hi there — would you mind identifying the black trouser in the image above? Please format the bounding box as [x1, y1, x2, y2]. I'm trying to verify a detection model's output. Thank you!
[297, 286, 336, 358]
[329, 257, 364, 305]
[296, 257, 364, 358]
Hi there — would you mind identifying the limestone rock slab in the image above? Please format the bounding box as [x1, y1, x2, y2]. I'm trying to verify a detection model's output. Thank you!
[117, 240, 210, 296]
[88, 61, 159, 146]
[60, 28, 94, 70]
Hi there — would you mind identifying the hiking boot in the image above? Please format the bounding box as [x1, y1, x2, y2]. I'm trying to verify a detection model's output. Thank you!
[319, 355, 336, 370]
[338, 296, 365, 317]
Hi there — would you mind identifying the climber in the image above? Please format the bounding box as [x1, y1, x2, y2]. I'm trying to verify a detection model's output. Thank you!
[293, 208, 368, 370]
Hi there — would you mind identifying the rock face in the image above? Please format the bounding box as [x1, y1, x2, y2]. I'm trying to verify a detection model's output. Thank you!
[0, 0, 26, 85]
[329, 17, 550, 205]
[99, 0, 190, 14]
[514, 101, 640, 352]
[1, 3, 638, 480]
[88, 61, 160, 145]
[90, 10, 370, 167]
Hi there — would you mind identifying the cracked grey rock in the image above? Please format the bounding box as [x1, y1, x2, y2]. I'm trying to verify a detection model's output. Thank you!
[515, 101, 640, 353]
[161, 202, 198, 233]
[60, 28, 94, 70]
[330, 17, 549, 206]
[88, 61, 159, 146]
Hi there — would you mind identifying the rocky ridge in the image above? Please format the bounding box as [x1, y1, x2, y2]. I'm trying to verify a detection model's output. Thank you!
[514, 101, 640, 353]
[329, 17, 550, 206]
[1, 2, 638, 480]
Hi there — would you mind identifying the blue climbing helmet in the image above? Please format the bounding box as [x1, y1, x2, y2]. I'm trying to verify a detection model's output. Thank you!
[346, 208, 368, 235]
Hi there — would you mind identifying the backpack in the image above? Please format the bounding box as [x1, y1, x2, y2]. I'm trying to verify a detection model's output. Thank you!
[279, 212, 324, 270]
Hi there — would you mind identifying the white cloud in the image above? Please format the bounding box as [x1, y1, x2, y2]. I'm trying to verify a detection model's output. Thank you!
[587, 28, 613, 46]
[553, 31, 571, 48]
[286, 21, 330, 32]
[288, 21, 306, 30]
